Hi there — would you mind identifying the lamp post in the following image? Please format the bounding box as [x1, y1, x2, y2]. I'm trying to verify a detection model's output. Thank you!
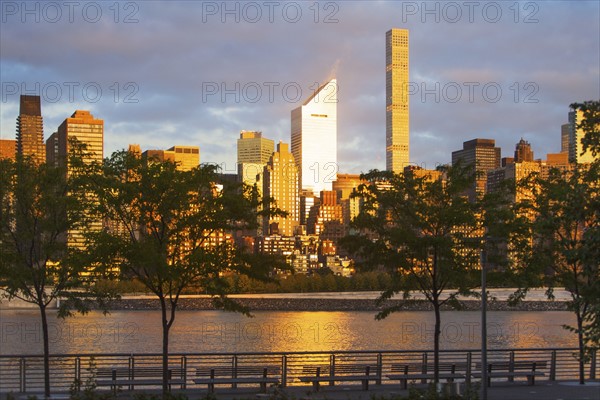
[481, 249, 488, 400]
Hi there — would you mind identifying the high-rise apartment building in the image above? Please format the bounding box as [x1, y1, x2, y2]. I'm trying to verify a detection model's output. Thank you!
[142, 146, 200, 171]
[46, 110, 104, 166]
[386, 28, 410, 173]
[452, 138, 501, 200]
[291, 78, 337, 195]
[263, 142, 299, 236]
[16, 95, 45, 164]
[568, 109, 598, 164]
[46, 110, 104, 251]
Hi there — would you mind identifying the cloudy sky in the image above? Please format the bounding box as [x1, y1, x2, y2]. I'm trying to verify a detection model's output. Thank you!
[1, 1, 599, 174]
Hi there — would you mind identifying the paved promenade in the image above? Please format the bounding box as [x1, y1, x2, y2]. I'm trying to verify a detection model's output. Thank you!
[94, 381, 599, 400]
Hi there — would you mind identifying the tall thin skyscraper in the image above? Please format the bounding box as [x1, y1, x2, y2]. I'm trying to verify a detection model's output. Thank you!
[386, 28, 410, 173]
[291, 78, 337, 196]
[16, 95, 45, 164]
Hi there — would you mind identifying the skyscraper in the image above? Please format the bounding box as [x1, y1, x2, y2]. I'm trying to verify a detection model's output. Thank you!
[46, 110, 104, 251]
[237, 130, 274, 189]
[263, 142, 299, 236]
[452, 138, 501, 200]
[16, 95, 45, 164]
[291, 78, 337, 195]
[386, 28, 410, 173]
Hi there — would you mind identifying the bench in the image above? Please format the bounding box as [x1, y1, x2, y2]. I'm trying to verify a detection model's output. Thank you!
[96, 367, 186, 392]
[472, 361, 546, 386]
[299, 364, 380, 391]
[386, 363, 468, 389]
[193, 366, 280, 393]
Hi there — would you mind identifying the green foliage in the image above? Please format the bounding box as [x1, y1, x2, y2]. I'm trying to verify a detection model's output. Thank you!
[340, 164, 484, 383]
[0, 144, 117, 398]
[81, 150, 288, 392]
[340, 164, 482, 314]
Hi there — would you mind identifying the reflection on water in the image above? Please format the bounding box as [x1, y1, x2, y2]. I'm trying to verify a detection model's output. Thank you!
[0, 310, 577, 355]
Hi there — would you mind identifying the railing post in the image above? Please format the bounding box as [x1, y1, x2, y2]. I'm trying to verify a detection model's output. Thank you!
[19, 357, 25, 393]
[182, 355, 187, 389]
[421, 352, 427, 384]
[281, 355, 287, 388]
[75, 357, 81, 392]
[329, 354, 335, 386]
[466, 352, 472, 384]
[590, 349, 597, 380]
[232, 355, 238, 388]
[550, 350, 557, 381]
[376, 353, 382, 385]
[129, 355, 134, 390]
[509, 351, 515, 382]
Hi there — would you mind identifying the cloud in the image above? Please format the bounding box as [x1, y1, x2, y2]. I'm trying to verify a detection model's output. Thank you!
[1, 1, 598, 173]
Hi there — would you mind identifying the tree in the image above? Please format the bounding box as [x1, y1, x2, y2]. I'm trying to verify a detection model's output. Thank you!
[0, 151, 113, 398]
[340, 164, 481, 383]
[83, 150, 286, 393]
[523, 101, 600, 384]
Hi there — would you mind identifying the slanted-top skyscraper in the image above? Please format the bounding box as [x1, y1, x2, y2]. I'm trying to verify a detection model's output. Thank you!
[386, 28, 410, 173]
[291, 78, 337, 196]
[16, 95, 45, 164]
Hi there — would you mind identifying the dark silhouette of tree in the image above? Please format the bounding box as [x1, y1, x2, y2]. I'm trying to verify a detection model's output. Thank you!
[83, 150, 286, 393]
[0, 146, 114, 398]
[340, 164, 482, 383]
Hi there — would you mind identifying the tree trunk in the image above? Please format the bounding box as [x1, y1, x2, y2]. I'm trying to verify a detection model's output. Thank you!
[433, 302, 441, 384]
[576, 310, 585, 385]
[160, 298, 170, 395]
[39, 303, 51, 399]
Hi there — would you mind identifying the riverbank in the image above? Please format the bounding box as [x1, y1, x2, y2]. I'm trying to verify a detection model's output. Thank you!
[1, 289, 572, 311]
[100, 297, 569, 311]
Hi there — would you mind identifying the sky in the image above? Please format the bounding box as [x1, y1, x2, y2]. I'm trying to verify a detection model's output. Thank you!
[1, 1, 599, 175]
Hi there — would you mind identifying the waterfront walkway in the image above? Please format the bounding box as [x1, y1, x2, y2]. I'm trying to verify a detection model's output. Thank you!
[61, 381, 598, 400]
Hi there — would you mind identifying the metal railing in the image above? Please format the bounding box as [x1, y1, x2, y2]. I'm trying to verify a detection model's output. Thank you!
[0, 348, 597, 394]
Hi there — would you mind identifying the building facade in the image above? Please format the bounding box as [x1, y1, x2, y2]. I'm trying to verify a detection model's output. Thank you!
[452, 138, 501, 200]
[142, 146, 200, 171]
[386, 28, 410, 173]
[291, 78, 338, 195]
[263, 142, 299, 236]
[16, 95, 45, 164]
[46, 110, 104, 251]
[0, 139, 16, 160]
[569, 109, 598, 164]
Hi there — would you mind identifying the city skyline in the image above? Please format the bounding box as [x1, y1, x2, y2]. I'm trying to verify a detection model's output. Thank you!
[1, 1, 599, 174]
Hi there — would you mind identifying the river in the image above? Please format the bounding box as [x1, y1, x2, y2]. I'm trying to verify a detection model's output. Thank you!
[0, 309, 578, 355]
